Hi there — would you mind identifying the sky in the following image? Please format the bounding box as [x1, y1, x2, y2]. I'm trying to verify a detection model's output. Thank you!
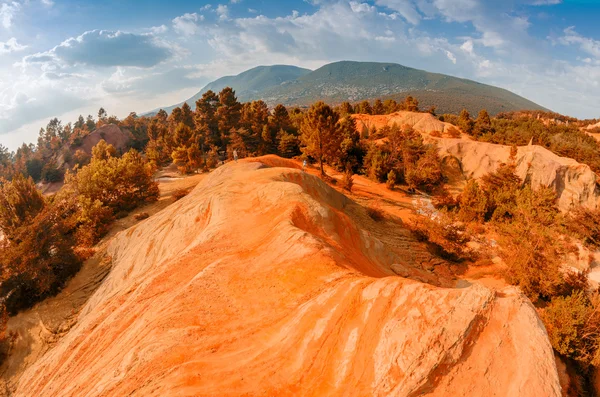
[0, 0, 599, 150]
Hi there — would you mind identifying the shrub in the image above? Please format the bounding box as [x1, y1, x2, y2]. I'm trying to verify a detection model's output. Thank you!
[115, 210, 129, 219]
[74, 196, 113, 247]
[430, 130, 442, 137]
[457, 180, 488, 223]
[409, 207, 473, 262]
[567, 207, 600, 249]
[446, 126, 461, 138]
[0, 205, 81, 314]
[542, 291, 600, 367]
[172, 188, 190, 202]
[71, 141, 159, 213]
[134, 212, 150, 221]
[340, 170, 354, 192]
[405, 146, 443, 192]
[386, 170, 398, 190]
[0, 174, 45, 240]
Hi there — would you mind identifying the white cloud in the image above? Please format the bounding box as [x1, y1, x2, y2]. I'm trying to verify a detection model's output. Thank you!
[216, 4, 229, 21]
[559, 27, 600, 59]
[172, 13, 204, 36]
[21, 30, 174, 68]
[375, 0, 422, 25]
[41, 0, 54, 7]
[0, 37, 26, 54]
[0, 1, 20, 29]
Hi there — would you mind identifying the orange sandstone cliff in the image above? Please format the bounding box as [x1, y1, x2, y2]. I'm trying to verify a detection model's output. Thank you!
[15, 158, 561, 396]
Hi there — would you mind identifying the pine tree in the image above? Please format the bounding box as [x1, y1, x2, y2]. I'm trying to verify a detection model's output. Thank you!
[300, 102, 342, 176]
[373, 99, 385, 115]
[459, 109, 474, 135]
[217, 87, 242, 149]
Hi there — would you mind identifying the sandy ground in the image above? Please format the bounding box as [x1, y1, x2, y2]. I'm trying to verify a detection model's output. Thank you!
[0, 170, 207, 394]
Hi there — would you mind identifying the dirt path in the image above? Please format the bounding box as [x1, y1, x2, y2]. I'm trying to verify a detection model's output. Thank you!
[0, 171, 207, 394]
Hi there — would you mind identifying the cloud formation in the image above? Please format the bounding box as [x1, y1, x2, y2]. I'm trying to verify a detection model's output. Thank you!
[22, 30, 174, 68]
[0, 1, 19, 29]
[0, 37, 26, 53]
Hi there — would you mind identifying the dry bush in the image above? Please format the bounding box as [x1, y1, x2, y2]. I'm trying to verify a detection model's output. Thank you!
[115, 210, 128, 219]
[409, 207, 473, 262]
[340, 170, 354, 192]
[172, 188, 190, 202]
[446, 126, 461, 138]
[366, 201, 385, 221]
[567, 207, 600, 249]
[134, 212, 150, 221]
[430, 130, 442, 137]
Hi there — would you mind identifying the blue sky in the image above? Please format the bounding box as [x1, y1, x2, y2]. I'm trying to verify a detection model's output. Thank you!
[1, 0, 599, 149]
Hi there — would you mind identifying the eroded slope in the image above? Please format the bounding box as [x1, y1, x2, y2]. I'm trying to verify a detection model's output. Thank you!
[16, 158, 561, 397]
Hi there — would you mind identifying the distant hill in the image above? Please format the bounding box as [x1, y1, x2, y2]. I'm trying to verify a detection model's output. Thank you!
[147, 65, 311, 115]
[148, 61, 547, 116]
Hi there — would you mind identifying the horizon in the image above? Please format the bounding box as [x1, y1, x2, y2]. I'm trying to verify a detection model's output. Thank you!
[1, 0, 600, 150]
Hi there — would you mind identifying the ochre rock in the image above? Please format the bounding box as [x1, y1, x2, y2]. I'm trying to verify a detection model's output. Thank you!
[16, 157, 561, 396]
[353, 111, 454, 134]
[436, 138, 600, 212]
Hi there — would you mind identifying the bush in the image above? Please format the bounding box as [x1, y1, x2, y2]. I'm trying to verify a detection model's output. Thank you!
[386, 170, 398, 190]
[172, 188, 190, 202]
[0, 204, 81, 314]
[71, 141, 159, 213]
[567, 207, 600, 249]
[134, 212, 150, 221]
[542, 291, 600, 367]
[446, 126, 461, 138]
[0, 174, 45, 240]
[409, 207, 473, 262]
[340, 170, 354, 192]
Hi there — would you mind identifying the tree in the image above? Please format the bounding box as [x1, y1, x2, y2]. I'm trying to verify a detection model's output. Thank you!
[402, 96, 419, 112]
[474, 109, 492, 137]
[300, 102, 342, 176]
[357, 100, 372, 115]
[457, 180, 488, 223]
[98, 107, 107, 121]
[217, 87, 242, 149]
[195, 90, 220, 147]
[72, 141, 159, 212]
[459, 109, 474, 135]
[337, 117, 364, 173]
[373, 99, 385, 115]
[338, 102, 354, 116]
[383, 99, 399, 114]
[0, 174, 45, 240]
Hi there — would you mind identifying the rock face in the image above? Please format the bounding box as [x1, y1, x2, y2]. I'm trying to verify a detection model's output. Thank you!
[15, 157, 561, 397]
[353, 111, 455, 135]
[437, 139, 600, 212]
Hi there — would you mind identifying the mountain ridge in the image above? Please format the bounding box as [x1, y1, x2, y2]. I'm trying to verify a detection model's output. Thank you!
[146, 61, 548, 116]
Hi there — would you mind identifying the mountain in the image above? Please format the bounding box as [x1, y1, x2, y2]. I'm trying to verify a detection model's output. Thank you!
[148, 65, 311, 115]
[149, 61, 547, 116]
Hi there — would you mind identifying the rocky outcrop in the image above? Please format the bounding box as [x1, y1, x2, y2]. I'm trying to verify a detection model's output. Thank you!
[15, 157, 561, 396]
[437, 139, 600, 212]
[353, 111, 455, 135]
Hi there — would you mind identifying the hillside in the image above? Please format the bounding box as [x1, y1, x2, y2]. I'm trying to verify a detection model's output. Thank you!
[147, 65, 311, 115]
[150, 61, 547, 116]
[14, 157, 561, 396]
